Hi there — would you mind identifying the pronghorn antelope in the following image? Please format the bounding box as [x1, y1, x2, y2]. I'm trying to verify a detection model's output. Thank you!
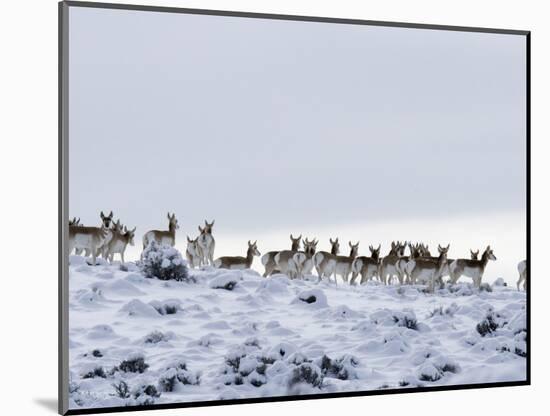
[186, 235, 203, 269]
[214, 240, 261, 270]
[333, 241, 360, 284]
[198, 220, 216, 266]
[69, 217, 83, 255]
[105, 226, 136, 264]
[395, 242, 417, 284]
[449, 246, 496, 287]
[274, 238, 317, 280]
[143, 213, 179, 249]
[408, 244, 450, 292]
[350, 244, 381, 285]
[293, 238, 318, 278]
[313, 238, 340, 284]
[98, 218, 124, 258]
[69, 225, 108, 265]
[379, 241, 406, 285]
[261, 234, 301, 277]
[470, 249, 480, 260]
[73, 211, 114, 257]
[517, 259, 527, 291]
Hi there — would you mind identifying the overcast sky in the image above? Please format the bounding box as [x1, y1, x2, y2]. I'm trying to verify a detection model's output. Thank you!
[68, 7, 526, 280]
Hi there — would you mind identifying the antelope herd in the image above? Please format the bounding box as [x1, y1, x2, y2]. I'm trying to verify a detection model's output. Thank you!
[68, 212, 528, 292]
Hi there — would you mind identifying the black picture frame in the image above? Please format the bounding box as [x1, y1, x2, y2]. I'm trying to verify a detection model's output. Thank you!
[59, 1, 531, 414]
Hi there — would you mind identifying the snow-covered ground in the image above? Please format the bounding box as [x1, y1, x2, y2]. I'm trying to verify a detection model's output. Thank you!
[68, 256, 527, 410]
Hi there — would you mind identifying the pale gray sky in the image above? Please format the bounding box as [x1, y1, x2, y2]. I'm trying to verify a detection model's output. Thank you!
[68, 7, 526, 281]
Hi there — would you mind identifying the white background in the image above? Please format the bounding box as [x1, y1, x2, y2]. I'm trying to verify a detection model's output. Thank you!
[0, 0, 547, 415]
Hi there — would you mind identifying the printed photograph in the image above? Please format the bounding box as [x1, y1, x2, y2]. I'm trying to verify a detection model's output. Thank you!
[65, 5, 528, 411]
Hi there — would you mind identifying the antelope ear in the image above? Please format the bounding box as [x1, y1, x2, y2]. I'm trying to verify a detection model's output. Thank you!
[290, 234, 294, 240]
[187, 235, 191, 242]
[109, 211, 113, 218]
[298, 234, 302, 240]
[100, 211, 105, 219]
[204, 220, 208, 226]
[198, 225, 203, 233]
[248, 240, 251, 246]
[211, 220, 215, 226]
[131, 227, 136, 233]
[377, 244, 381, 251]
[349, 241, 353, 248]
[254, 240, 257, 245]
[486, 245, 490, 251]
[123, 226, 127, 232]
[168, 212, 171, 220]
[330, 238, 334, 244]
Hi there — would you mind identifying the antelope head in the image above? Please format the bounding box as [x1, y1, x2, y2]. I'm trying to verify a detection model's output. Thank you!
[438, 244, 450, 256]
[329, 237, 340, 255]
[167, 213, 180, 230]
[470, 249, 479, 260]
[248, 240, 261, 257]
[290, 234, 302, 250]
[303, 238, 318, 256]
[484, 245, 497, 261]
[369, 244, 381, 260]
[349, 241, 360, 257]
[112, 219, 123, 233]
[398, 241, 406, 256]
[69, 217, 81, 226]
[124, 226, 136, 246]
[100, 211, 114, 228]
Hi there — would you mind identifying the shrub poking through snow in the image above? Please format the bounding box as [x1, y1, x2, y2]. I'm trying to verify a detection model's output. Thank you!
[112, 380, 130, 399]
[317, 354, 359, 380]
[210, 274, 240, 291]
[476, 310, 507, 337]
[392, 310, 418, 330]
[139, 241, 190, 281]
[289, 363, 324, 388]
[158, 360, 200, 392]
[115, 354, 149, 374]
[82, 366, 106, 379]
[428, 303, 458, 318]
[143, 330, 172, 344]
[92, 349, 103, 358]
[131, 384, 160, 405]
[149, 300, 181, 315]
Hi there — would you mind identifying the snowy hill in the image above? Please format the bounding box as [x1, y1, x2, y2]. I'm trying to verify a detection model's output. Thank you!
[68, 256, 527, 410]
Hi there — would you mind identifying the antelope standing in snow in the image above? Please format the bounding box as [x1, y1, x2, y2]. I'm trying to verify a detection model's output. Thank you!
[261, 234, 301, 277]
[69, 211, 113, 265]
[379, 241, 406, 285]
[69, 224, 109, 265]
[350, 244, 381, 285]
[274, 238, 317, 280]
[198, 220, 216, 266]
[143, 213, 179, 249]
[517, 260, 527, 291]
[449, 245, 496, 288]
[214, 240, 261, 270]
[105, 226, 136, 265]
[313, 238, 340, 284]
[333, 241, 360, 284]
[293, 238, 318, 278]
[186, 235, 203, 268]
[409, 244, 450, 292]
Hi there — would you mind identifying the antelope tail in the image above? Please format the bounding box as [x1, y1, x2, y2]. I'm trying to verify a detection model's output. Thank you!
[352, 258, 362, 274]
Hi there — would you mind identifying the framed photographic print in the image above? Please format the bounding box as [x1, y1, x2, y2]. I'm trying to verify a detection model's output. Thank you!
[59, 1, 530, 414]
